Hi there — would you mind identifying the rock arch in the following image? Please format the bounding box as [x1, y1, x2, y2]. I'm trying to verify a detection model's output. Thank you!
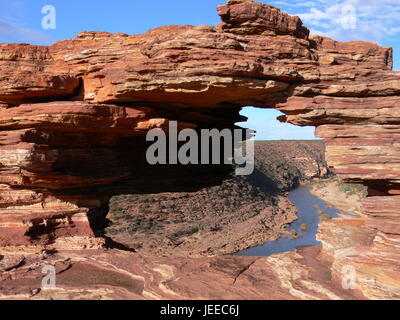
[0, 0, 399, 298]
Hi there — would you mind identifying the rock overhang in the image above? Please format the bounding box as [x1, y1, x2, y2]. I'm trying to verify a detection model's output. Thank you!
[0, 0, 400, 298]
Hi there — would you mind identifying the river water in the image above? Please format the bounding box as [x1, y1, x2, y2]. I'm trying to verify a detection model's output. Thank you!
[236, 185, 340, 256]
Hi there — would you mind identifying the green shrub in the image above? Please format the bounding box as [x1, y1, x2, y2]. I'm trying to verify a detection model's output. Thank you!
[169, 223, 202, 240]
[339, 183, 368, 198]
[132, 243, 143, 249]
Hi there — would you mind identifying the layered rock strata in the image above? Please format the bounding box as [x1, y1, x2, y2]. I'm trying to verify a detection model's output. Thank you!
[1, 0, 400, 299]
[0, 246, 366, 300]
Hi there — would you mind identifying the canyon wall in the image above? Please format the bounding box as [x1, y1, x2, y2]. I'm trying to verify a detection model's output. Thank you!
[1, 0, 400, 299]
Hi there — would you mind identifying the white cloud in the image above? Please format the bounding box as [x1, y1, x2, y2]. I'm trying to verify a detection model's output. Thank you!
[0, 1, 52, 45]
[297, 2, 319, 7]
[0, 19, 52, 44]
[270, 0, 400, 42]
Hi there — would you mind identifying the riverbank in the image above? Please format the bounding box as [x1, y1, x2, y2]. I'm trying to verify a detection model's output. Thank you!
[309, 178, 367, 217]
[107, 195, 298, 257]
[106, 179, 365, 258]
[236, 185, 339, 256]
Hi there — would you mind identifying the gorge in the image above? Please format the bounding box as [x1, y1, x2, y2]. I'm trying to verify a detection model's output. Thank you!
[236, 185, 340, 256]
[105, 140, 330, 257]
[0, 0, 400, 300]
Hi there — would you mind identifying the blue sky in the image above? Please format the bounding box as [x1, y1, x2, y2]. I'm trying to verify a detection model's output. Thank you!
[1, 0, 399, 140]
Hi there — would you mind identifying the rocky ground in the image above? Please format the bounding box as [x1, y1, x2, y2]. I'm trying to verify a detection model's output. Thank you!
[0, 246, 366, 300]
[105, 141, 329, 257]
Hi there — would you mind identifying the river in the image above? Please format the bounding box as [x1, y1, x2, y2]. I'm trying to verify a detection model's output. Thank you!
[236, 185, 340, 256]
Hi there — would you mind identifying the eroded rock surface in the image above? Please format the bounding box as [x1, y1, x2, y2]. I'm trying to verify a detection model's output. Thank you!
[0, 246, 365, 300]
[0, 0, 400, 299]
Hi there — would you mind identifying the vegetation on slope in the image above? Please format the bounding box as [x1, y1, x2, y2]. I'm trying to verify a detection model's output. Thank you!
[105, 140, 330, 256]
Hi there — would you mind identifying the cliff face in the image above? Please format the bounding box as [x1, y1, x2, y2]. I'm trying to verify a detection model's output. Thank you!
[1, 0, 400, 299]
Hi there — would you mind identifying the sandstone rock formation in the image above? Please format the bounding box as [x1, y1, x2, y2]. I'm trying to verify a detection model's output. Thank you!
[0, 246, 365, 300]
[1, 0, 400, 299]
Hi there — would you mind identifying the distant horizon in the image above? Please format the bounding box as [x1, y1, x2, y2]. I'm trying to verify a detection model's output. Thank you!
[240, 107, 318, 141]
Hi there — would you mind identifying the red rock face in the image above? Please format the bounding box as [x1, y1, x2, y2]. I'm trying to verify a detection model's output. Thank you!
[0, 44, 79, 105]
[1, 0, 400, 299]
